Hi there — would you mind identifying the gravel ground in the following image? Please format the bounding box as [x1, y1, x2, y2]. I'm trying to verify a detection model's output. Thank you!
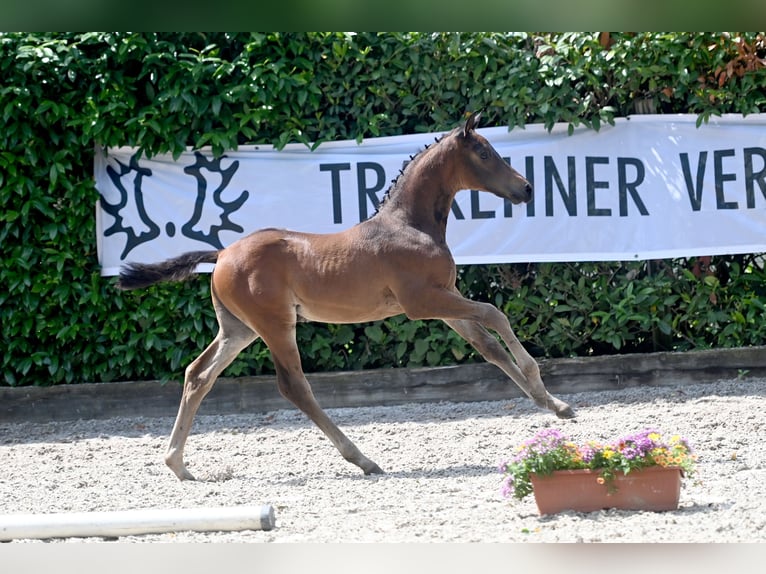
[0, 376, 764, 543]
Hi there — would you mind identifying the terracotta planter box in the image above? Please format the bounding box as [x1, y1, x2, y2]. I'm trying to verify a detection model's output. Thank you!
[530, 466, 682, 515]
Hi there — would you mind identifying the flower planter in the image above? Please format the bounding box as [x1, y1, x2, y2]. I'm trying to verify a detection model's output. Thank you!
[530, 466, 682, 515]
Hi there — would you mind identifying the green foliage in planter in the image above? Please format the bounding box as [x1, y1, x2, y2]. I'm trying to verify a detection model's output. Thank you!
[1, 32, 765, 387]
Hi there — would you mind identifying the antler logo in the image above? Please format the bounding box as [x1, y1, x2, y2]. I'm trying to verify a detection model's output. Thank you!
[182, 152, 249, 249]
[99, 151, 249, 259]
[100, 155, 160, 259]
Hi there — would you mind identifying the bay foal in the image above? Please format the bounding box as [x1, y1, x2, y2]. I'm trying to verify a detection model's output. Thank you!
[118, 112, 575, 481]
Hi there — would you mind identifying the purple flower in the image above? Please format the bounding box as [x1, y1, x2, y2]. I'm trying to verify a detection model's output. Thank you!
[580, 444, 598, 463]
[621, 445, 641, 460]
[613, 429, 666, 459]
[510, 429, 564, 462]
[499, 475, 514, 498]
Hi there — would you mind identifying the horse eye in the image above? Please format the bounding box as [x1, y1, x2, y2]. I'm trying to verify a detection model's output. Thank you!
[479, 150, 489, 160]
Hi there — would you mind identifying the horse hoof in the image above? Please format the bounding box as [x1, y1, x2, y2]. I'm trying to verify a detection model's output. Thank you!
[167, 460, 196, 481]
[556, 405, 576, 419]
[179, 470, 197, 481]
[364, 463, 385, 475]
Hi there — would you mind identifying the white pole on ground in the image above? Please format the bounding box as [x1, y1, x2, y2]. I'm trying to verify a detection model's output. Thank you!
[0, 504, 276, 541]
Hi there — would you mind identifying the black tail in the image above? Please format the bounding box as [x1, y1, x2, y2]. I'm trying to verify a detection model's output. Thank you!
[116, 250, 220, 290]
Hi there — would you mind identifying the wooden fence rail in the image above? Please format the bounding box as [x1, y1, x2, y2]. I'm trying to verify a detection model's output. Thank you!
[2, 346, 765, 423]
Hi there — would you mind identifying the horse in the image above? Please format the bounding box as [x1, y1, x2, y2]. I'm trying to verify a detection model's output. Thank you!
[117, 111, 575, 481]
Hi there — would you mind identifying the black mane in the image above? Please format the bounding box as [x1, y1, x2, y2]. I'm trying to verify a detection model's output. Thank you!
[370, 129, 453, 217]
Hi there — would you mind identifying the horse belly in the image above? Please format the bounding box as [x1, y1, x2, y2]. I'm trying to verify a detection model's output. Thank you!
[294, 288, 403, 324]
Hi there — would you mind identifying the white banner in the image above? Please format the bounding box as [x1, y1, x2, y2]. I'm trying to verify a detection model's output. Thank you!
[95, 114, 766, 276]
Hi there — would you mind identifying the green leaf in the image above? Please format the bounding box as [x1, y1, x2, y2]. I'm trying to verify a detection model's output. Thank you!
[364, 324, 385, 344]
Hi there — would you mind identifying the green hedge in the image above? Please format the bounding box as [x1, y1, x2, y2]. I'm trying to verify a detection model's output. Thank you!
[2, 32, 765, 387]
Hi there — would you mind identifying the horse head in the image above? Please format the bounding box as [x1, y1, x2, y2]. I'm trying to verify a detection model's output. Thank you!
[457, 111, 532, 205]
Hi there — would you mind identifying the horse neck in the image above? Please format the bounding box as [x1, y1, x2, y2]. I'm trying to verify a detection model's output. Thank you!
[382, 140, 460, 242]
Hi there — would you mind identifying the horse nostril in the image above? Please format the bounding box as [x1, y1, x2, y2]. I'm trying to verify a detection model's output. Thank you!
[525, 182, 533, 198]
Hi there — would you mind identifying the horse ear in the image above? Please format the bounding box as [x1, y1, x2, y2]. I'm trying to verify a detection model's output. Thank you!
[463, 110, 483, 136]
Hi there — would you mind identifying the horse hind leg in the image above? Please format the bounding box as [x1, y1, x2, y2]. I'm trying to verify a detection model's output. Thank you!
[165, 299, 258, 481]
[264, 326, 384, 475]
[444, 318, 575, 419]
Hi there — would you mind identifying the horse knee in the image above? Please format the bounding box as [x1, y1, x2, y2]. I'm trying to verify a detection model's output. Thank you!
[520, 358, 541, 381]
[276, 375, 314, 404]
[276, 379, 293, 401]
[183, 363, 215, 397]
[463, 329, 506, 365]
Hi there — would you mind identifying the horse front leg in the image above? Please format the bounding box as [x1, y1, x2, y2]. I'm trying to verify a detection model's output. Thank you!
[443, 318, 574, 419]
[399, 286, 574, 419]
